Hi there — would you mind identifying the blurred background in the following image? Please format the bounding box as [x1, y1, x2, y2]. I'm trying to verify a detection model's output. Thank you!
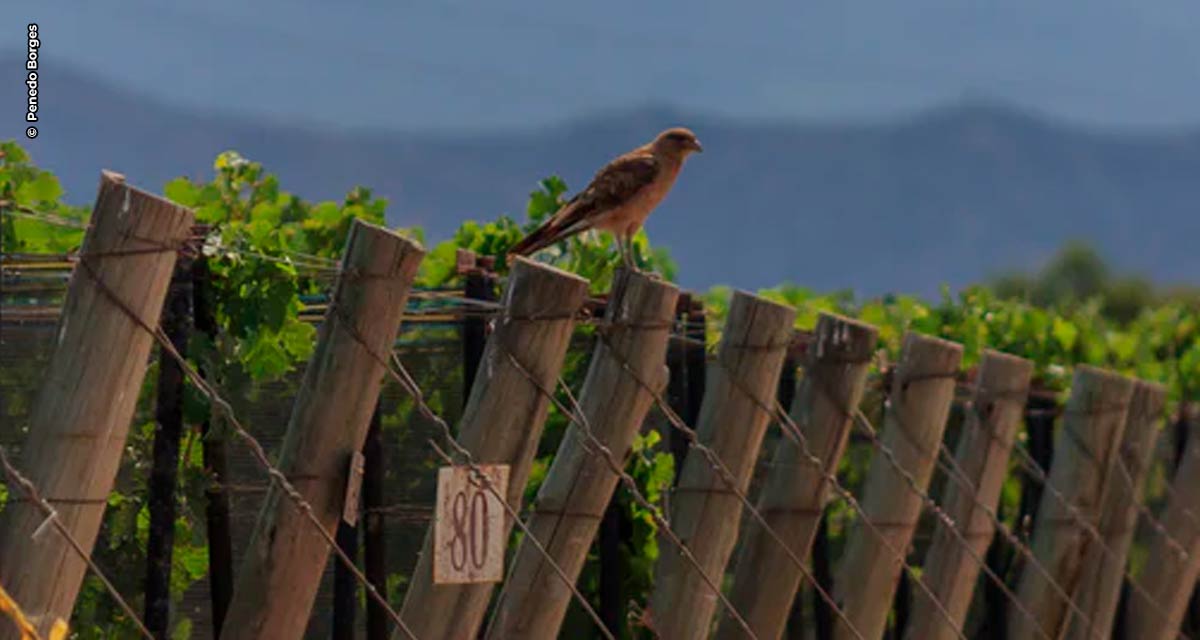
[3, 0, 1198, 296]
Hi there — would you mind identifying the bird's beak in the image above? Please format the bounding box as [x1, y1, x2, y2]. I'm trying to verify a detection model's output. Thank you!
[690, 140, 704, 153]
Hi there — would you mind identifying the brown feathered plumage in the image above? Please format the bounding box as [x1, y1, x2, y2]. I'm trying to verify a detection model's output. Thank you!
[508, 127, 702, 267]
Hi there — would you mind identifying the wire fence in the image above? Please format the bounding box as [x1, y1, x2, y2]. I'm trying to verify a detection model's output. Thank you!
[2, 223, 1197, 640]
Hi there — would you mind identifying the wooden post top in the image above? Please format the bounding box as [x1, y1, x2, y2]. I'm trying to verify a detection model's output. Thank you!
[809, 312, 878, 363]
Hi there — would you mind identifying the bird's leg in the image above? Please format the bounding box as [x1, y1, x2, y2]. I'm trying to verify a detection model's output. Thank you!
[621, 233, 639, 272]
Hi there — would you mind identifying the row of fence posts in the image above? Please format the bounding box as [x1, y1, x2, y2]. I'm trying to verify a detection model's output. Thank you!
[1, 172, 1199, 640]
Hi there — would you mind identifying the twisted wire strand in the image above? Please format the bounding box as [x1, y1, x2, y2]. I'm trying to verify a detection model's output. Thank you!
[74, 257, 421, 640]
[1007, 439, 1192, 637]
[494, 335, 773, 640]
[0, 447, 153, 640]
[588, 329, 881, 640]
[380, 351, 616, 640]
[322, 289, 616, 640]
[850, 401, 1095, 640]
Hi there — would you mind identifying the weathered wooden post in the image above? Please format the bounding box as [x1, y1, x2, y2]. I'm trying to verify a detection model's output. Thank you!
[0, 172, 194, 639]
[1063, 380, 1166, 639]
[667, 294, 707, 474]
[193, 252, 235, 637]
[362, 407, 389, 640]
[485, 269, 679, 639]
[396, 257, 589, 639]
[810, 514, 836, 640]
[907, 350, 1034, 640]
[144, 254, 196, 638]
[1127, 420, 1200, 640]
[462, 255, 497, 401]
[597, 486, 624, 635]
[332, 519, 360, 640]
[1009, 366, 1134, 638]
[717, 313, 877, 640]
[831, 332, 963, 640]
[648, 290, 796, 639]
[220, 219, 424, 639]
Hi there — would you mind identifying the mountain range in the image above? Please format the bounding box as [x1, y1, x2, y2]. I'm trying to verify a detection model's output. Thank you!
[5, 55, 1198, 296]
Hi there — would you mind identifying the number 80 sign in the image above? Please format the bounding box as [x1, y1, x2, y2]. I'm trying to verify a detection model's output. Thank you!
[433, 464, 510, 584]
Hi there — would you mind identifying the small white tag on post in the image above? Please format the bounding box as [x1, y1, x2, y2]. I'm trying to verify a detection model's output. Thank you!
[342, 451, 365, 526]
[433, 464, 509, 584]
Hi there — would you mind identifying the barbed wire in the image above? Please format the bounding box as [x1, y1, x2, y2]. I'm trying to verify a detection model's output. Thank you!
[894, 372, 1195, 632]
[914, 372, 1191, 637]
[6, 227, 1195, 636]
[843, 406, 1070, 640]
[583, 328, 891, 639]
[1006, 437, 1192, 637]
[951, 378, 1198, 561]
[926, 419, 1114, 633]
[646, 333, 1116, 639]
[381, 354, 617, 640]
[492, 333, 775, 640]
[969, 380, 1197, 567]
[316, 288, 618, 640]
[854, 392, 1103, 639]
[861, 368, 1190, 639]
[69, 254, 422, 640]
[0, 447, 153, 640]
[721, 362, 989, 640]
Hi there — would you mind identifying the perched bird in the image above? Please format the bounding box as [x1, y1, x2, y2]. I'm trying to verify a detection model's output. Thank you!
[508, 127, 702, 269]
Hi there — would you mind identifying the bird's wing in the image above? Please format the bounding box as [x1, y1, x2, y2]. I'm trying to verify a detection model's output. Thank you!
[509, 152, 660, 256]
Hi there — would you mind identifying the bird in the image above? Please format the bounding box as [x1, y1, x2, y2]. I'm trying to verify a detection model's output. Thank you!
[507, 127, 702, 270]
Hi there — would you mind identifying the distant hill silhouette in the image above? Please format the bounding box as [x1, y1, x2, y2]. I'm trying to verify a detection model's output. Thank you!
[5, 56, 1198, 295]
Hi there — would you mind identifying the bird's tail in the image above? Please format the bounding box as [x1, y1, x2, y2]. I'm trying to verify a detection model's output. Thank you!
[507, 227, 556, 257]
[507, 209, 582, 258]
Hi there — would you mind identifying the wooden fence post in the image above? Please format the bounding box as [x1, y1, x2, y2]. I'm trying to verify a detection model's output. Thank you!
[396, 257, 589, 639]
[219, 219, 424, 639]
[362, 405, 389, 640]
[810, 514, 836, 640]
[462, 262, 497, 401]
[1063, 380, 1167, 639]
[1009, 365, 1134, 638]
[1127, 418, 1200, 640]
[717, 313, 878, 640]
[0, 172, 194, 638]
[648, 290, 796, 639]
[831, 332, 963, 640]
[667, 294, 707, 474]
[907, 350, 1034, 640]
[484, 269, 679, 639]
[144, 254, 196, 638]
[332, 518, 360, 640]
[193, 253, 235, 637]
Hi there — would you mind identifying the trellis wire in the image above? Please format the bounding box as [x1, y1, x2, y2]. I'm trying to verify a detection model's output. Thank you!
[1007, 437, 1193, 637]
[0, 447, 154, 640]
[495, 332, 779, 640]
[322, 291, 617, 640]
[72, 254, 422, 640]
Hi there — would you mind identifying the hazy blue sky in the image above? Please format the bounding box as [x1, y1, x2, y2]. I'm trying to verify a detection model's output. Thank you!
[7, 0, 1200, 131]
